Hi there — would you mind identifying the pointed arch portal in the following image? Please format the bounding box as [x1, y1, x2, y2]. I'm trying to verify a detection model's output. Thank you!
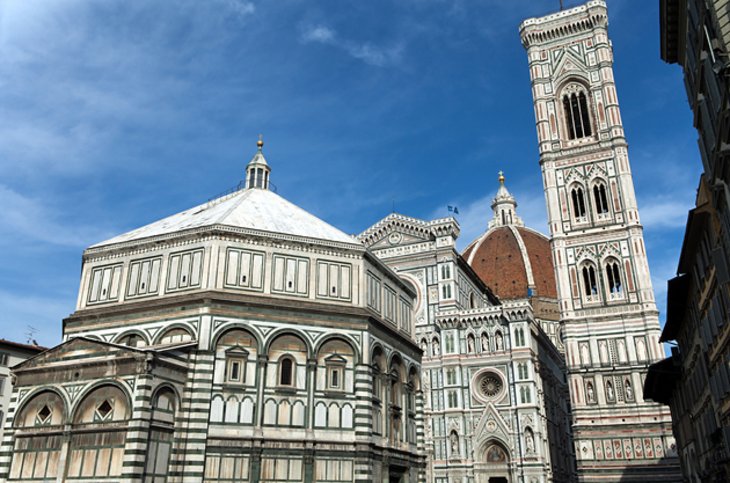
[474, 440, 512, 483]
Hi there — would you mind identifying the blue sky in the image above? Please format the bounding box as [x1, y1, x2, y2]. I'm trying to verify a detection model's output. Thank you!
[0, 0, 701, 347]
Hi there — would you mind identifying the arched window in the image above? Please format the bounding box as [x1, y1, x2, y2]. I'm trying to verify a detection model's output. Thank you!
[216, 328, 258, 386]
[518, 363, 528, 380]
[372, 363, 382, 399]
[118, 333, 146, 348]
[279, 357, 295, 386]
[406, 370, 419, 443]
[605, 260, 622, 294]
[158, 327, 193, 345]
[514, 328, 526, 347]
[563, 88, 592, 140]
[388, 356, 405, 443]
[317, 339, 354, 392]
[67, 386, 129, 479]
[390, 370, 401, 406]
[520, 386, 532, 404]
[146, 388, 177, 481]
[581, 264, 598, 297]
[571, 186, 587, 219]
[593, 183, 610, 215]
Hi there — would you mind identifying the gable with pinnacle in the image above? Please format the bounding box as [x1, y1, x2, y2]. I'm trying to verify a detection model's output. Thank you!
[358, 213, 460, 248]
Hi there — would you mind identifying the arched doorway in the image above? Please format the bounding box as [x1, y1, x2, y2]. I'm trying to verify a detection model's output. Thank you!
[474, 440, 511, 483]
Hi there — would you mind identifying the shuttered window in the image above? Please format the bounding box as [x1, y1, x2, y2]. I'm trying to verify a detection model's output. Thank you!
[272, 255, 309, 296]
[225, 248, 265, 291]
[315, 260, 352, 300]
[166, 249, 204, 292]
[87, 264, 123, 304]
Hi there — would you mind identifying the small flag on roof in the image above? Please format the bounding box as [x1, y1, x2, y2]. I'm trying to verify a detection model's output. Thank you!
[448, 205, 459, 215]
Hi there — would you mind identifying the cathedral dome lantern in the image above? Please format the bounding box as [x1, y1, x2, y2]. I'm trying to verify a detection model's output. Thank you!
[463, 173, 556, 301]
[489, 171, 523, 229]
[245, 135, 271, 190]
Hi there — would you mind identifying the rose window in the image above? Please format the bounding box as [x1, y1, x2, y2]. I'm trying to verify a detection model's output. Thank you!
[479, 373, 503, 398]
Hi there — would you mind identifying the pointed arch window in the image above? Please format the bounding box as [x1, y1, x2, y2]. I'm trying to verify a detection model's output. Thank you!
[571, 186, 587, 220]
[563, 88, 592, 140]
[593, 183, 610, 215]
[517, 363, 528, 380]
[514, 327, 526, 347]
[581, 264, 599, 299]
[605, 260, 623, 295]
[520, 386, 532, 404]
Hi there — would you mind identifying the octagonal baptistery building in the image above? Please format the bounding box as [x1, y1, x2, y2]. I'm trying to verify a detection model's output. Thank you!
[0, 141, 424, 483]
[463, 174, 563, 350]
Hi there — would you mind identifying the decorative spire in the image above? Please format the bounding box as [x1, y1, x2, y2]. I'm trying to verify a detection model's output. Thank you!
[489, 171, 523, 228]
[245, 135, 271, 190]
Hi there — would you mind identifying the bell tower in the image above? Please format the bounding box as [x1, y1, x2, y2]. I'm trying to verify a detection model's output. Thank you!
[519, 1, 679, 481]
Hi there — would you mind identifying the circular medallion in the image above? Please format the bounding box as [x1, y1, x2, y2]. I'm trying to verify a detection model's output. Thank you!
[473, 371, 505, 402]
[388, 232, 402, 245]
[480, 374, 503, 397]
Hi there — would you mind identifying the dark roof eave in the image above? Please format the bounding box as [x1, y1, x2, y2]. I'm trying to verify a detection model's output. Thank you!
[659, 0, 685, 64]
[661, 273, 691, 342]
[643, 356, 680, 404]
[0, 339, 48, 353]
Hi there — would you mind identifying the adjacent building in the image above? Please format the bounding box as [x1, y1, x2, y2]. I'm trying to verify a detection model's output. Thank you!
[643, 1, 730, 481]
[0, 340, 46, 443]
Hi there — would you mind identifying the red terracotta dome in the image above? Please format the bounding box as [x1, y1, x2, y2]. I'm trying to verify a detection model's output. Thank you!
[463, 225, 557, 300]
[462, 174, 557, 301]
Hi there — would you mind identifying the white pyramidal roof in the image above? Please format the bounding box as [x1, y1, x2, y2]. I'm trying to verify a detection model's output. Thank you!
[91, 188, 360, 248]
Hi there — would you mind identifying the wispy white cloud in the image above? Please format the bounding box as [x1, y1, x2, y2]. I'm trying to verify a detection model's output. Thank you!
[639, 197, 692, 230]
[0, 184, 111, 247]
[302, 25, 335, 43]
[223, 0, 255, 18]
[300, 24, 404, 67]
[349, 42, 404, 67]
